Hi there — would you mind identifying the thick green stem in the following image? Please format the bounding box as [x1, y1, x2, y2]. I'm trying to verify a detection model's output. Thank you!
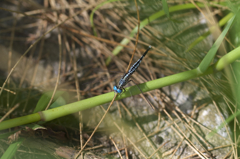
[0, 46, 240, 131]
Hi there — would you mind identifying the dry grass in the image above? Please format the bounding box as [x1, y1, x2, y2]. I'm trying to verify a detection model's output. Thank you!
[0, 0, 235, 158]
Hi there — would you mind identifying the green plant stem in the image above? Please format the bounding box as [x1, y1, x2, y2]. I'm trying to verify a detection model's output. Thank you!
[0, 46, 240, 131]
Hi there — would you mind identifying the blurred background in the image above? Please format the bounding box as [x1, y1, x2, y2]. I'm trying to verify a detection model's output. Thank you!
[0, 0, 239, 158]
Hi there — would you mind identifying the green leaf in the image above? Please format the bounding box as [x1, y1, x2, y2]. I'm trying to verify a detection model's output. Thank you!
[197, 12, 237, 73]
[227, 0, 238, 13]
[49, 96, 67, 109]
[33, 91, 65, 113]
[1, 138, 24, 159]
[162, 0, 169, 18]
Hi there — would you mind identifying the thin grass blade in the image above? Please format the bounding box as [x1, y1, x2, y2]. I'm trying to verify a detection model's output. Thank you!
[197, 12, 237, 73]
[1, 138, 24, 159]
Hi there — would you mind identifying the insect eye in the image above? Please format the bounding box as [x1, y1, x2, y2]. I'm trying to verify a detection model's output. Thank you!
[117, 89, 122, 93]
[113, 86, 117, 91]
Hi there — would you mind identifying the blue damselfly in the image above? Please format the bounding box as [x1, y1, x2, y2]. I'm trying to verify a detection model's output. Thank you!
[113, 46, 151, 94]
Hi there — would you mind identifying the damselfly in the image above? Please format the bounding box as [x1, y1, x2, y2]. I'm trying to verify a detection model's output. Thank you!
[113, 46, 151, 94]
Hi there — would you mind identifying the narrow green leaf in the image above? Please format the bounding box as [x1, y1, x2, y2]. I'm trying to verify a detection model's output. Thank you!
[49, 96, 66, 109]
[1, 138, 24, 159]
[197, 13, 237, 73]
[33, 91, 65, 113]
[162, 0, 169, 18]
